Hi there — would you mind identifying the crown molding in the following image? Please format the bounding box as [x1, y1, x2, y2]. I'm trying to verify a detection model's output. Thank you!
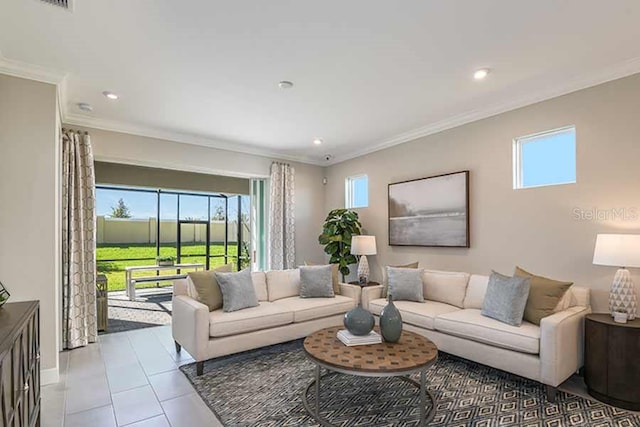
[328, 55, 640, 165]
[63, 113, 326, 166]
[0, 52, 67, 85]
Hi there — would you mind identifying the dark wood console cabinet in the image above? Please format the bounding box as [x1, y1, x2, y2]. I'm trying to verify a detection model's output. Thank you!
[584, 313, 640, 410]
[0, 301, 41, 427]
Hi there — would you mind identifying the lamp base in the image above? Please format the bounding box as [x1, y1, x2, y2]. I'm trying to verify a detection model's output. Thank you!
[609, 268, 637, 320]
[357, 255, 370, 283]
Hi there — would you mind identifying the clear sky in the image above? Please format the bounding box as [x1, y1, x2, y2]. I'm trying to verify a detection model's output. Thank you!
[352, 176, 368, 208]
[521, 128, 576, 187]
[96, 188, 248, 220]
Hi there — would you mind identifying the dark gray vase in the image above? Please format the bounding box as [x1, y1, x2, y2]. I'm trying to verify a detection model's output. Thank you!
[380, 294, 403, 342]
[344, 306, 375, 336]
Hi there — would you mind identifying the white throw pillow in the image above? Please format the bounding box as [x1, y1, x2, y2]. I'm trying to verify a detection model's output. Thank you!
[422, 269, 470, 308]
[252, 271, 268, 302]
[266, 269, 301, 301]
[463, 275, 490, 309]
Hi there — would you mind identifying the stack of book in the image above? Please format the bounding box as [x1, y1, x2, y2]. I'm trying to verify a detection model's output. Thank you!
[337, 330, 382, 346]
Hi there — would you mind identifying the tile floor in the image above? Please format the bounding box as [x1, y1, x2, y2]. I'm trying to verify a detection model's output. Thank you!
[41, 325, 222, 427]
[42, 323, 630, 427]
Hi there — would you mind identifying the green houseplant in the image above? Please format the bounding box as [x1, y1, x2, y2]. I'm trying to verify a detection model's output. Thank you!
[318, 209, 362, 281]
[156, 256, 175, 267]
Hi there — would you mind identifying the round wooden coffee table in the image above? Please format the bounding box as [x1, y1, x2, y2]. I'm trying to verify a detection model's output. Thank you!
[302, 326, 438, 426]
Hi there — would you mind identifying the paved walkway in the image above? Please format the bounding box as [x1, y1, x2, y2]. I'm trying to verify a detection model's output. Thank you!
[102, 289, 173, 334]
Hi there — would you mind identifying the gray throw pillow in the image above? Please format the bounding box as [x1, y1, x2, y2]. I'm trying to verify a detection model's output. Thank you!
[387, 266, 424, 302]
[215, 269, 259, 312]
[481, 271, 531, 326]
[299, 265, 335, 298]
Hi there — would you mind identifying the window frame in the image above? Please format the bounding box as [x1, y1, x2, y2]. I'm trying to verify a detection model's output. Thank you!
[512, 125, 576, 190]
[345, 174, 369, 209]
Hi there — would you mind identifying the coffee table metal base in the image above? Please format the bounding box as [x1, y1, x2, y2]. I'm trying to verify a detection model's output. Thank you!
[301, 365, 436, 427]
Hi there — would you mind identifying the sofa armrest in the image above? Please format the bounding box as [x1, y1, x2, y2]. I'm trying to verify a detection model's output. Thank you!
[339, 283, 362, 303]
[172, 295, 210, 361]
[361, 285, 383, 311]
[540, 305, 591, 387]
[173, 278, 189, 296]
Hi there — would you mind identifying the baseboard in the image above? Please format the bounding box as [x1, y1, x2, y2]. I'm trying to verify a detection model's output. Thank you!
[41, 367, 60, 385]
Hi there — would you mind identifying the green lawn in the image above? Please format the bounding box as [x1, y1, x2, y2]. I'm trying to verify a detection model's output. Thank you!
[97, 243, 240, 292]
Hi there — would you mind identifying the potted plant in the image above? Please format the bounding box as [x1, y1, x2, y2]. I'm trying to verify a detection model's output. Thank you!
[156, 256, 175, 267]
[318, 209, 362, 281]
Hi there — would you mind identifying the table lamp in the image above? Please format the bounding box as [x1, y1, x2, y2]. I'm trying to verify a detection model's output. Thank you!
[350, 235, 377, 283]
[593, 233, 640, 320]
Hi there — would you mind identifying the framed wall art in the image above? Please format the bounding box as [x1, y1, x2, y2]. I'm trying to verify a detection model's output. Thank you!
[388, 170, 469, 247]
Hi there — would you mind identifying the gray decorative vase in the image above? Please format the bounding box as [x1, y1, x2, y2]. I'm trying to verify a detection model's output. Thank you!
[343, 306, 375, 336]
[380, 294, 403, 343]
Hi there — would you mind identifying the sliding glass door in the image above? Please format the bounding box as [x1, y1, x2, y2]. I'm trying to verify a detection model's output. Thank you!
[96, 186, 252, 292]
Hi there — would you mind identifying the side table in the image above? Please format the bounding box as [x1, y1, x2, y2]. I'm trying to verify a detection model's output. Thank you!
[584, 313, 640, 410]
[348, 281, 380, 288]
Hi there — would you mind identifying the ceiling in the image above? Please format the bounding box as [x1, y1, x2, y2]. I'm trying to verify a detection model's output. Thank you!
[2, 1, 640, 165]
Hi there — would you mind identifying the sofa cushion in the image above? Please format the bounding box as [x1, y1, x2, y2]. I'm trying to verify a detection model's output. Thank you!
[481, 272, 530, 326]
[463, 275, 490, 309]
[514, 266, 573, 326]
[186, 263, 234, 311]
[381, 262, 419, 297]
[387, 267, 424, 302]
[274, 295, 356, 323]
[434, 309, 540, 354]
[209, 302, 293, 337]
[305, 262, 341, 295]
[422, 269, 470, 308]
[299, 265, 335, 298]
[266, 269, 301, 301]
[369, 298, 460, 330]
[251, 272, 268, 302]
[216, 269, 259, 312]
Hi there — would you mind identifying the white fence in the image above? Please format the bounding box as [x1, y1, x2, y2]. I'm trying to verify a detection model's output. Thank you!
[96, 216, 239, 244]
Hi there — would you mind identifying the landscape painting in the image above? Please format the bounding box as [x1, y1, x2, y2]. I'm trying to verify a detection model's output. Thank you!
[388, 171, 469, 247]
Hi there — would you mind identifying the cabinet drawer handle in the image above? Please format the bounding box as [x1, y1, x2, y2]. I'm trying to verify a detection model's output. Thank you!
[24, 383, 29, 392]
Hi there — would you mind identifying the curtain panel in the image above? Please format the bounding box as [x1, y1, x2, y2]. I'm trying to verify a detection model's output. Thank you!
[269, 162, 295, 269]
[62, 129, 98, 349]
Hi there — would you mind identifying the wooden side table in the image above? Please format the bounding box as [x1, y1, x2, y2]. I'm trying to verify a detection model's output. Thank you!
[584, 313, 640, 410]
[348, 281, 380, 288]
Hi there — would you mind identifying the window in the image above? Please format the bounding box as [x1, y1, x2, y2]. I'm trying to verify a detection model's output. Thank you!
[513, 126, 576, 189]
[345, 175, 368, 208]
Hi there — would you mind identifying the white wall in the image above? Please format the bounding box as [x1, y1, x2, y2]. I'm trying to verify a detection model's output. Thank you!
[0, 74, 60, 383]
[325, 73, 640, 313]
[71, 126, 327, 266]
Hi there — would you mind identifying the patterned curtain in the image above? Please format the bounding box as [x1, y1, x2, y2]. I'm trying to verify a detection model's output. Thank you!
[62, 129, 97, 349]
[269, 162, 295, 269]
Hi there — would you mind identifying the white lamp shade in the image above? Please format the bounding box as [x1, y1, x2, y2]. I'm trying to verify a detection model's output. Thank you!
[593, 234, 640, 268]
[350, 235, 377, 255]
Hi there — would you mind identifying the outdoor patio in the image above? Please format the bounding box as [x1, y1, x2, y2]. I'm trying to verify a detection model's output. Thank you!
[102, 289, 173, 334]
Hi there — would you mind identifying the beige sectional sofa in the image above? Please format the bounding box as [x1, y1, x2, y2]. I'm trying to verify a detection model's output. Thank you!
[172, 269, 361, 375]
[362, 269, 591, 401]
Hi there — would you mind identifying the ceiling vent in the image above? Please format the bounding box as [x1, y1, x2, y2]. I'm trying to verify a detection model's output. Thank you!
[39, 0, 72, 10]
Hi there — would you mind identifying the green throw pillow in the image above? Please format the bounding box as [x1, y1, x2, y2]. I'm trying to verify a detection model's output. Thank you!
[188, 263, 233, 311]
[515, 266, 573, 325]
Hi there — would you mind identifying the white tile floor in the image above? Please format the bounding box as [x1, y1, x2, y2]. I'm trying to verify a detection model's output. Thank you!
[41, 325, 223, 427]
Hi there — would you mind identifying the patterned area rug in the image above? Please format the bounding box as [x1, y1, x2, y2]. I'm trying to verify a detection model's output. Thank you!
[101, 293, 172, 334]
[179, 340, 640, 427]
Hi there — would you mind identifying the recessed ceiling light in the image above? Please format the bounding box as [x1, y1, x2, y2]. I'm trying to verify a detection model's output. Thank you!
[278, 81, 294, 89]
[102, 91, 119, 100]
[473, 68, 490, 80]
[313, 138, 323, 146]
[77, 102, 93, 112]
